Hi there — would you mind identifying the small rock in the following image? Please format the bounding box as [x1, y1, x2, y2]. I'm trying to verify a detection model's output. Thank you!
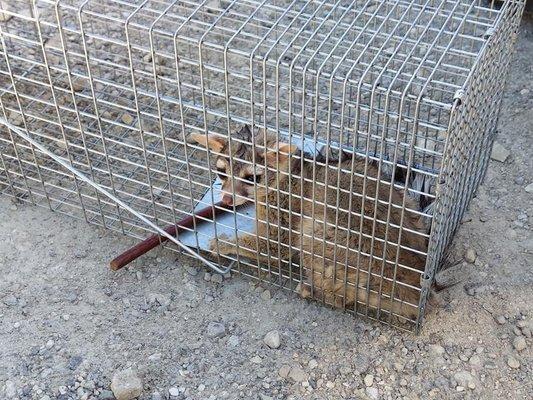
[204, 272, 211, 282]
[513, 336, 527, 351]
[0, 11, 13, 22]
[185, 266, 198, 276]
[525, 183, 533, 194]
[3, 294, 18, 306]
[429, 344, 445, 356]
[364, 374, 374, 387]
[516, 320, 527, 328]
[507, 356, 520, 369]
[206, 321, 226, 338]
[168, 387, 180, 398]
[263, 330, 280, 349]
[110, 369, 143, 400]
[4, 380, 16, 398]
[278, 365, 291, 379]
[366, 387, 379, 400]
[469, 354, 482, 367]
[121, 113, 135, 125]
[308, 359, 318, 369]
[250, 355, 262, 364]
[68, 356, 83, 370]
[151, 392, 163, 400]
[9, 111, 24, 126]
[72, 79, 85, 92]
[99, 390, 115, 400]
[227, 335, 240, 347]
[464, 248, 477, 264]
[520, 88, 530, 96]
[490, 142, 510, 163]
[495, 315, 506, 325]
[197, 384, 205, 392]
[288, 366, 308, 383]
[210, 274, 223, 284]
[261, 289, 272, 300]
[453, 371, 474, 388]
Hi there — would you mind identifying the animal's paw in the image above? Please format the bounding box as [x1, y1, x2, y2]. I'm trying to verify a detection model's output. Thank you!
[296, 282, 312, 299]
[209, 234, 231, 253]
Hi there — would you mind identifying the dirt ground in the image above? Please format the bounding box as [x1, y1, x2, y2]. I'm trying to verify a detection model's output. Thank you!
[1, 12, 532, 400]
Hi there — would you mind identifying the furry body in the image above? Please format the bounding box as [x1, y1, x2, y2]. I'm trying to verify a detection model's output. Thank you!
[192, 127, 428, 320]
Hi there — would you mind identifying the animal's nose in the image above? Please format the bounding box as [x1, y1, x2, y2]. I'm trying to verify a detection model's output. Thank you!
[221, 193, 233, 205]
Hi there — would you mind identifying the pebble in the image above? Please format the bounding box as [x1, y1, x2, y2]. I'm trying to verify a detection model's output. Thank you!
[507, 356, 520, 369]
[261, 289, 272, 300]
[198, 384, 205, 392]
[185, 266, 199, 276]
[278, 365, 291, 379]
[363, 374, 374, 387]
[453, 371, 474, 388]
[366, 387, 379, 400]
[210, 273, 223, 284]
[72, 80, 85, 92]
[227, 335, 240, 347]
[110, 369, 143, 400]
[513, 336, 527, 351]
[288, 366, 308, 383]
[151, 391, 163, 400]
[496, 315, 507, 325]
[0, 11, 13, 22]
[469, 354, 482, 366]
[121, 113, 135, 125]
[99, 390, 115, 400]
[4, 380, 16, 398]
[263, 330, 280, 349]
[250, 355, 262, 364]
[490, 142, 510, 162]
[464, 248, 477, 263]
[204, 272, 212, 282]
[8, 111, 23, 126]
[525, 183, 533, 193]
[429, 344, 445, 356]
[520, 88, 530, 96]
[308, 359, 318, 369]
[168, 387, 180, 397]
[3, 294, 18, 306]
[206, 321, 226, 338]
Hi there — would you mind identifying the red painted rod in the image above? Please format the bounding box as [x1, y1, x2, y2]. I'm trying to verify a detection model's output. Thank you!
[110, 201, 230, 270]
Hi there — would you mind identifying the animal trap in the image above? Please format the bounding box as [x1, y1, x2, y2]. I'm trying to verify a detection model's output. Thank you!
[0, 0, 526, 331]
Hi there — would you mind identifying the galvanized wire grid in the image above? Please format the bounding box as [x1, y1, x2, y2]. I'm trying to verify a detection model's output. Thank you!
[0, 0, 525, 331]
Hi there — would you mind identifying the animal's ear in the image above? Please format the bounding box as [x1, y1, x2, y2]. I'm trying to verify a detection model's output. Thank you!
[265, 142, 298, 167]
[238, 124, 252, 137]
[190, 133, 226, 153]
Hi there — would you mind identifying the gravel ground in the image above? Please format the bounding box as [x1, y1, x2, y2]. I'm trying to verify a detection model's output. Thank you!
[1, 13, 532, 400]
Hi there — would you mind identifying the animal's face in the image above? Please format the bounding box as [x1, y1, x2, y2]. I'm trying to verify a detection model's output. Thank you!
[191, 125, 296, 206]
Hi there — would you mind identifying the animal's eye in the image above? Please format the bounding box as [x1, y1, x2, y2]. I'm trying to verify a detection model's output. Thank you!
[244, 174, 261, 183]
[217, 167, 226, 179]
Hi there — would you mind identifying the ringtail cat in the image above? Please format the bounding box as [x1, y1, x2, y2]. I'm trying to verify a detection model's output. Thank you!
[191, 125, 428, 320]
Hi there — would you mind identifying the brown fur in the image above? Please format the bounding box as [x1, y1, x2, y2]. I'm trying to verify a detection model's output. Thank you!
[191, 126, 428, 321]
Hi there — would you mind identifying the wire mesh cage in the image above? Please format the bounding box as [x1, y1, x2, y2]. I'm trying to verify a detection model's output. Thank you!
[0, 0, 525, 331]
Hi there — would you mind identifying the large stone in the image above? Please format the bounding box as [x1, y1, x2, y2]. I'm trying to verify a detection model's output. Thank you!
[263, 330, 280, 349]
[288, 366, 308, 383]
[513, 336, 527, 352]
[490, 142, 510, 162]
[110, 369, 143, 400]
[206, 321, 226, 338]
